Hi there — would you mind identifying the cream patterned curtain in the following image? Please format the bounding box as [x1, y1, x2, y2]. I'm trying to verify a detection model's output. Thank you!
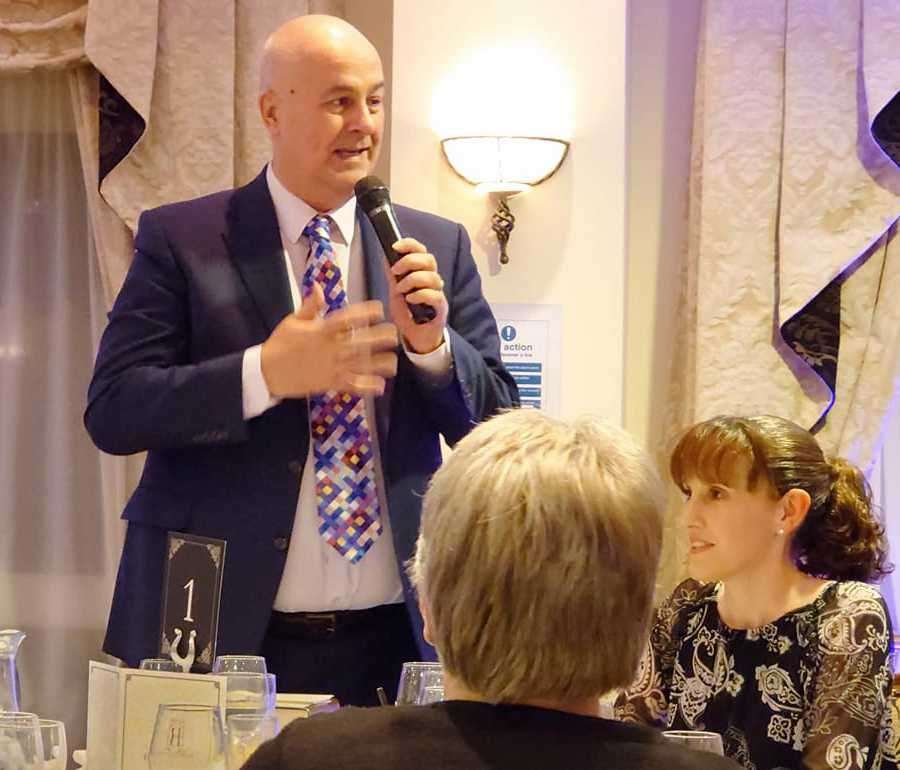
[84, 0, 345, 305]
[0, 0, 87, 72]
[668, 0, 899, 460]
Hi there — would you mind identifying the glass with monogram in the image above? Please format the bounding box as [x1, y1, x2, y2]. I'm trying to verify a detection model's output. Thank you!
[147, 704, 225, 770]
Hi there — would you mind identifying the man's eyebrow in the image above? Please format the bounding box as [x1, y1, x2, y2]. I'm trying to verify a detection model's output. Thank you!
[322, 81, 386, 97]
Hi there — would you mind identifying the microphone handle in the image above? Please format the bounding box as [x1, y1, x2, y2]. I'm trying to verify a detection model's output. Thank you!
[367, 203, 437, 325]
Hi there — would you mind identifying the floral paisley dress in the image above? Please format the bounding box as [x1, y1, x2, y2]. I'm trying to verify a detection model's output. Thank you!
[616, 579, 898, 770]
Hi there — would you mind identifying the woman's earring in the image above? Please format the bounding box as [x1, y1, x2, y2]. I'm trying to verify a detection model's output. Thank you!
[776, 528, 785, 536]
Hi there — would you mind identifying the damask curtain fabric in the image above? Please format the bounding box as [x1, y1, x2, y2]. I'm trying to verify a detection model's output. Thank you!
[668, 0, 900, 469]
[0, 1, 87, 72]
[85, 0, 346, 304]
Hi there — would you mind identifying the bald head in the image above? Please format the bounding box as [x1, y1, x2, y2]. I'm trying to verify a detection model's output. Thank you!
[259, 15, 381, 95]
[257, 14, 385, 212]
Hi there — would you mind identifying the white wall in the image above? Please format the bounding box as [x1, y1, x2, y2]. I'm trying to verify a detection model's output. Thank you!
[390, 0, 628, 422]
[623, 0, 702, 448]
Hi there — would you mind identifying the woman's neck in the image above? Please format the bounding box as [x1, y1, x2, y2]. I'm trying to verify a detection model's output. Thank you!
[716, 561, 830, 629]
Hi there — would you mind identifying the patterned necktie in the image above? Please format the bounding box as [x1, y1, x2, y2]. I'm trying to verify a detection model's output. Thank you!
[301, 214, 382, 563]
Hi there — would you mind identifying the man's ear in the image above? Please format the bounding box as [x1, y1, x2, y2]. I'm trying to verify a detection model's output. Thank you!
[259, 90, 278, 133]
[779, 488, 812, 535]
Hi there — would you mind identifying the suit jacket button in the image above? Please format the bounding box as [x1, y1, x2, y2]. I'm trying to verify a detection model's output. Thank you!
[273, 536, 288, 552]
[287, 460, 303, 475]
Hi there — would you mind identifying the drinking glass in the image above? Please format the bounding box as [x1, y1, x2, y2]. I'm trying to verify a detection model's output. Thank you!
[662, 730, 725, 755]
[419, 685, 444, 704]
[37, 719, 66, 770]
[0, 712, 43, 769]
[395, 662, 442, 705]
[225, 713, 280, 770]
[147, 704, 225, 770]
[212, 656, 267, 675]
[223, 673, 277, 717]
[140, 658, 180, 672]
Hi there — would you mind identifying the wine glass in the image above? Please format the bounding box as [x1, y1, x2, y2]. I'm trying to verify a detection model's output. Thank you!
[395, 662, 442, 705]
[37, 719, 67, 770]
[0, 712, 43, 769]
[225, 713, 280, 769]
[662, 730, 725, 755]
[147, 704, 225, 770]
[139, 658, 179, 672]
[223, 673, 277, 718]
[212, 656, 267, 675]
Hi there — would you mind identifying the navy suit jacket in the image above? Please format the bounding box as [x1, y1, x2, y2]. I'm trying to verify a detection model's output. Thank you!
[85, 169, 518, 666]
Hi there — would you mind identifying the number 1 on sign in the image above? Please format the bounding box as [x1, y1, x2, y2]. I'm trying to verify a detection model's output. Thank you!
[183, 578, 195, 623]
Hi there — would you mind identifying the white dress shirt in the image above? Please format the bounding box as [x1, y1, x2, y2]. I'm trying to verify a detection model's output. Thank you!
[240, 164, 450, 611]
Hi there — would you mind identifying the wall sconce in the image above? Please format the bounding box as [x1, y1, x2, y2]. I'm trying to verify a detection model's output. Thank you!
[441, 136, 569, 265]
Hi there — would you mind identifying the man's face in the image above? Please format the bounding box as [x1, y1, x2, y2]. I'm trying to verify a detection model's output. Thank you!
[264, 44, 384, 211]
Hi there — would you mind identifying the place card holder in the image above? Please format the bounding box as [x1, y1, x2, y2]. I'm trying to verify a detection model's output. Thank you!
[159, 532, 227, 673]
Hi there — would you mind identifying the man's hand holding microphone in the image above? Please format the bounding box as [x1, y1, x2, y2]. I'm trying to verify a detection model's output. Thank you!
[260, 175, 449, 399]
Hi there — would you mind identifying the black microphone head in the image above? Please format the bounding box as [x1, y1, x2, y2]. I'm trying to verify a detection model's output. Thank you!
[354, 175, 391, 214]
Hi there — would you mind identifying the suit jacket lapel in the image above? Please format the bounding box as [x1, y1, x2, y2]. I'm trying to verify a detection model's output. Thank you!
[224, 169, 293, 334]
[359, 212, 395, 448]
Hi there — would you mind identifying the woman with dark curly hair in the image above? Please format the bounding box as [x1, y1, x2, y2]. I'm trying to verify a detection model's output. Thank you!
[616, 415, 897, 770]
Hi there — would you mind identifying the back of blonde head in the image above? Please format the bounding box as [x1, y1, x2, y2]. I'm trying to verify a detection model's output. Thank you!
[411, 410, 665, 702]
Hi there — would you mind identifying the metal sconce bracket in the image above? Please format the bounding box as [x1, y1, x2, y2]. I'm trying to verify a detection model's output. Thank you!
[490, 194, 517, 265]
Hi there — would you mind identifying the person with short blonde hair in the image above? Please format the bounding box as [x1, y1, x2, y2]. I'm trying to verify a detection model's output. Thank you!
[410, 408, 666, 703]
[244, 410, 740, 770]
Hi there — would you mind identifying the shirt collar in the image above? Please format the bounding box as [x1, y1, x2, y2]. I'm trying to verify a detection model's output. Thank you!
[265, 163, 357, 246]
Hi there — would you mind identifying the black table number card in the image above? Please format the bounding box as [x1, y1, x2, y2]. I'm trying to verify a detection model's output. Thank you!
[159, 532, 226, 673]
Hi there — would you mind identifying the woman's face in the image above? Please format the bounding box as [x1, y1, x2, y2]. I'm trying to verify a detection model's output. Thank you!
[681, 472, 784, 584]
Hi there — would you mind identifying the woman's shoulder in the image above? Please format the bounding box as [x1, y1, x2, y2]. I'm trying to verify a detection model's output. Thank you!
[823, 580, 888, 613]
[816, 581, 891, 645]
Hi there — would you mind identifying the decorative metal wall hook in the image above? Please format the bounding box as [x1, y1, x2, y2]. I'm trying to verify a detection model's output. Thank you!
[491, 196, 516, 265]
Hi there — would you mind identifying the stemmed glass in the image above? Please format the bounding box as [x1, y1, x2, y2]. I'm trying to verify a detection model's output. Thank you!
[0, 711, 44, 769]
[139, 658, 180, 672]
[223, 673, 277, 718]
[38, 719, 67, 770]
[212, 656, 267, 675]
[225, 713, 280, 770]
[147, 704, 225, 770]
[662, 730, 725, 755]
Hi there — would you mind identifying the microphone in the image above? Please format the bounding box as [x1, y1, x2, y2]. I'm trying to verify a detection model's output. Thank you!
[354, 176, 437, 325]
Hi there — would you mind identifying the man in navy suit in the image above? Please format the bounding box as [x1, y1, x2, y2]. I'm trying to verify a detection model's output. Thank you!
[85, 14, 518, 705]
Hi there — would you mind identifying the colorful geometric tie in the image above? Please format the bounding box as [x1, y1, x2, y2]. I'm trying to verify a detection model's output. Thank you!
[301, 215, 382, 563]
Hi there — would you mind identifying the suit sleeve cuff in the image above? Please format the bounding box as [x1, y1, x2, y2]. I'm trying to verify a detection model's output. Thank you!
[242, 345, 281, 419]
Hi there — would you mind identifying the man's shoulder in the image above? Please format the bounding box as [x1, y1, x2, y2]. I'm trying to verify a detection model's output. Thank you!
[393, 203, 461, 235]
[138, 187, 238, 231]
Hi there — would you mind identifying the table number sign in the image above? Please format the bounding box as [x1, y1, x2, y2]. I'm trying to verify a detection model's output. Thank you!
[159, 532, 226, 673]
